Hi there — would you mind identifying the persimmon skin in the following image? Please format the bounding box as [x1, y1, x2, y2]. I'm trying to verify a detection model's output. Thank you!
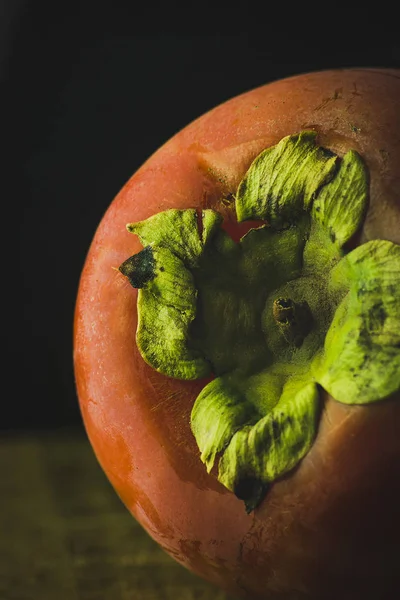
[74, 69, 400, 599]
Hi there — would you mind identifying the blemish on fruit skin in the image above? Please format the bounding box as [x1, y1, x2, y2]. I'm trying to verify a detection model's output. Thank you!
[350, 124, 361, 133]
[207, 166, 228, 185]
[176, 538, 233, 582]
[352, 83, 362, 97]
[298, 125, 363, 156]
[379, 148, 389, 168]
[314, 88, 343, 111]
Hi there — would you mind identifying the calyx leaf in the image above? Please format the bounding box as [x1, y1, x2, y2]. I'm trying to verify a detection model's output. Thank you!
[135, 246, 210, 380]
[235, 130, 338, 226]
[311, 150, 368, 245]
[121, 209, 222, 379]
[314, 239, 400, 403]
[218, 377, 320, 513]
[190, 372, 260, 474]
[127, 208, 222, 267]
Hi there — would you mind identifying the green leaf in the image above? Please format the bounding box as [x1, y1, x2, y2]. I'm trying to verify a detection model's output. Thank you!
[201, 209, 224, 245]
[136, 246, 211, 380]
[314, 240, 400, 403]
[218, 376, 320, 511]
[190, 372, 260, 473]
[311, 150, 368, 246]
[122, 209, 224, 379]
[127, 208, 221, 268]
[235, 131, 338, 226]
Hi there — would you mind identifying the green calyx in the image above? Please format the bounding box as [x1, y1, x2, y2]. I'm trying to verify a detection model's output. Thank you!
[119, 131, 400, 513]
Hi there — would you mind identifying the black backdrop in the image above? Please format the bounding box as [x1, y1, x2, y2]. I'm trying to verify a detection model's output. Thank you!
[7, 2, 400, 432]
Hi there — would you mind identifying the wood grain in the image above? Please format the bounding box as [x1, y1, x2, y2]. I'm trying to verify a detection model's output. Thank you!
[0, 429, 237, 600]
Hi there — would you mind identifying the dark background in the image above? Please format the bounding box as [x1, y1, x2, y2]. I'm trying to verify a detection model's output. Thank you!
[6, 2, 400, 432]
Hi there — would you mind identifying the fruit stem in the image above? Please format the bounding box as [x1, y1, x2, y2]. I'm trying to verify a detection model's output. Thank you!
[272, 298, 313, 348]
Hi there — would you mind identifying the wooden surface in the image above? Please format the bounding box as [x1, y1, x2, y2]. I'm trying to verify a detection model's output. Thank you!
[0, 428, 237, 600]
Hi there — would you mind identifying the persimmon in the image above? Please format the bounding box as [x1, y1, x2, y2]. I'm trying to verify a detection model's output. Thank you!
[74, 69, 400, 599]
